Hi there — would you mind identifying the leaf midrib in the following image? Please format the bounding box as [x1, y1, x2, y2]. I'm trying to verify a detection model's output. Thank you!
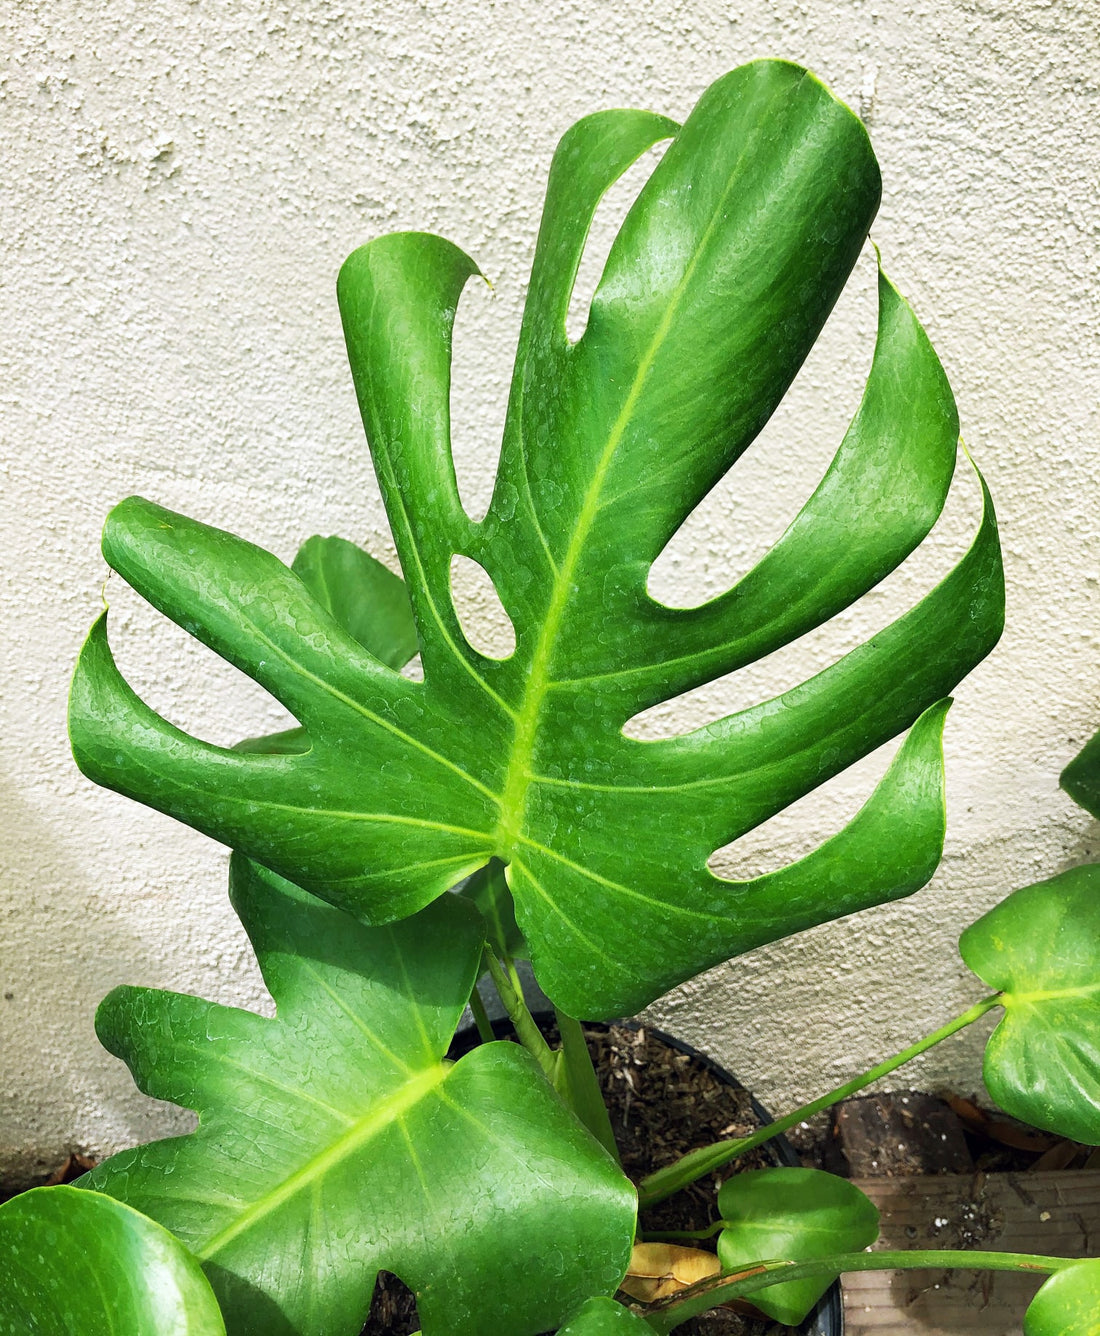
[1007, 982, 1100, 1006]
[194, 1063, 449, 1261]
[495, 142, 751, 848]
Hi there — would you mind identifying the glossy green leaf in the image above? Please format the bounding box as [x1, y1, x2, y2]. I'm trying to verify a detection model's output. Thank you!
[716, 1167, 878, 1325]
[0, 1185, 225, 1335]
[959, 864, 1100, 1143]
[1062, 730, 1100, 820]
[459, 856, 526, 960]
[86, 856, 635, 1336]
[1025, 1261, 1100, 1336]
[557, 1297, 655, 1334]
[237, 533, 417, 756]
[69, 59, 1003, 1018]
[292, 534, 418, 669]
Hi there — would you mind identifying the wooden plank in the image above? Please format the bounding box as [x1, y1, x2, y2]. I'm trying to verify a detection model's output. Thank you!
[843, 1171, 1100, 1335]
[835, 1093, 974, 1177]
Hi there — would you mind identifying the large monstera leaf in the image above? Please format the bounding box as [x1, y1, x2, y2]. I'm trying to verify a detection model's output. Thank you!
[70, 60, 1003, 1018]
[85, 857, 635, 1336]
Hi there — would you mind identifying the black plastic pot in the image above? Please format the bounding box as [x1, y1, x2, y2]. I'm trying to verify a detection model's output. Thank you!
[450, 1014, 842, 1336]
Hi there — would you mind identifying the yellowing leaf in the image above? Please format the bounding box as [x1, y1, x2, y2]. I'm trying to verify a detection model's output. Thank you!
[620, 1242, 721, 1302]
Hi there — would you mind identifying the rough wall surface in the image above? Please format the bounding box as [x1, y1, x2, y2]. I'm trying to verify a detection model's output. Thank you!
[2, 0, 1098, 1179]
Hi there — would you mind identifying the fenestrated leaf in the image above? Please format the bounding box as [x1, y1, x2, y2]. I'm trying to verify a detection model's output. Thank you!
[1024, 1260, 1100, 1336]
[0, 1185, 226, 1335]
[69, 59, 1003, 1019]
[959, 865, 1100, 1143]
[85, 856, 635, 1336]
[716, 1168, 878, 1325]
[557, 1297, 656, 1334]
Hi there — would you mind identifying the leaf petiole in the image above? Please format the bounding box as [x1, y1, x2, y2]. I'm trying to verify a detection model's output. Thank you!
[642, 1247, 1077, 1333]
[484, 949, 559, 1084]
[638, 993, 1003, 1206]
[467, 978, 496, 1045]
[553, 1008, 621, 1164]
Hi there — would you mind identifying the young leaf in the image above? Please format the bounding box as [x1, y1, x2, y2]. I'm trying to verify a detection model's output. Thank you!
[557, 1297, 656, 1334]
[716, 1167, 879, 1325]
[1024, 1260, 1100, 1336]
[236, 533, 418, 756]
[959, 864, 1100, 1143]
[1062, 726, 1100, 820]
[0, 1185, 226, 1335]
[69, 60, 1003, 1019]
[292, 534, 418, 670]
[85, 856, 636, 1336]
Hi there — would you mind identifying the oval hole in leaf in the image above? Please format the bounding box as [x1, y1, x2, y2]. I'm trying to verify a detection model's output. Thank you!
[449, 554, 516, 660]
[566, 138, 671, 345]
[450, 272, 518, 522]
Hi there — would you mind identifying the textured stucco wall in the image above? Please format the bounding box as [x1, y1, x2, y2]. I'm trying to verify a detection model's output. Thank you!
[2, 0, 1099, 1183]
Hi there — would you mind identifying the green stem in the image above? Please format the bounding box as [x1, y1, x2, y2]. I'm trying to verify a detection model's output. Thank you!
[467, 979, 495, 1045]
[484, 950, 558, 1083]
[554, 1007, 621, 1164]
[643, 1247, 1075, 1334]
[641, 1221, 730, 1242]
[639, 993, 1002, 1207]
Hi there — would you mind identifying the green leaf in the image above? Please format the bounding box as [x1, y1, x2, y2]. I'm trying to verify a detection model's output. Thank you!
[1025, 1260, 1100, 1336]
[1061, 730, 1100, 820]
[236, 534, 418, 755]
[86, 856, 635, 1336]
[716, 1167, 879, 1325]
[292, 534, 418, 670]
[959, 864, 1100, 1143]
[0, 1185, 226, 1335]
[459, 856, 526, 960]
[557, 1297, 656, 1334]
[69, 60, 1003, 1018]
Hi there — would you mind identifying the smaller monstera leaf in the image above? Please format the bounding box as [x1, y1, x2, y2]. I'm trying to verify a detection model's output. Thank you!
[1025, 1261, 1100, 1336]
[86, 856, 635, 1336]
[292, 534, 418, 670]
[1062, 730, 1100, 821]
[716, 1168, 878, 1325]
[70, 60, 1004, 1020]
[557, 1298, 656, 1334]
[960, 864, 1100, 1143]
[0, 1186, 226, 1335]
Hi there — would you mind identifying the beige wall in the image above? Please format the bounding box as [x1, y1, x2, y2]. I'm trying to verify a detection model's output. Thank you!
[2, 0, 1099, 1182]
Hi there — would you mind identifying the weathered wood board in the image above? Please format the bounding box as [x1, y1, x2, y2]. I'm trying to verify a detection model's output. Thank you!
[843, 1171, 1100, 1334]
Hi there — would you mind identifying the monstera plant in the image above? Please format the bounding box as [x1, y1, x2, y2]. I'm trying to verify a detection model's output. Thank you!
[5, 56, 1098, 1336]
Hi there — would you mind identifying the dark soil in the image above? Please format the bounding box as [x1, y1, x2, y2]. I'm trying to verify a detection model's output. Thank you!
[361, 1022, 806, 1336]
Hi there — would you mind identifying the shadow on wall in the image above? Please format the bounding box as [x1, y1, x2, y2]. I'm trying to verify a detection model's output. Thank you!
[0, 774, 197, 1193]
